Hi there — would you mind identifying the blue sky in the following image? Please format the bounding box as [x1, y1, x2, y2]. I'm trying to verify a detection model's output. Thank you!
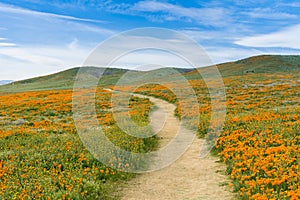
[0, 0, 300, 80]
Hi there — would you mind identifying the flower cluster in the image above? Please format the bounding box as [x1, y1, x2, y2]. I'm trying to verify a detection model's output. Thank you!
[0, 88, 156, 199]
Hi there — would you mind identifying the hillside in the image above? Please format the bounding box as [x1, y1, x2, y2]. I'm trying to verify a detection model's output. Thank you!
[0, 54, 299, 199]
[217, 55, 300, 76]
[0, 67, 194, 92]
[1, 55, 299, 92]
[0, 67, 129, 92]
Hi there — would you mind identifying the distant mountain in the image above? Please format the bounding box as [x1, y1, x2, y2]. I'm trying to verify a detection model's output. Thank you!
[0, 55, 299, 92]
[0, 80, 14, 86]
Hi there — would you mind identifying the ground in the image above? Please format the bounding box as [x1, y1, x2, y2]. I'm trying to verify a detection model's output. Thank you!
[122, 95, 234, 200]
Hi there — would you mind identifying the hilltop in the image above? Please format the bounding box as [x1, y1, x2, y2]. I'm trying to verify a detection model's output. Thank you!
[0, 67, 129, 92]
[216, 55, 300, 76]
[1, 55, 299, 92]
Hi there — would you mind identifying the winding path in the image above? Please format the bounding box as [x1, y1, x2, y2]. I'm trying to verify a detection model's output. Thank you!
[121, 95, 235, 200]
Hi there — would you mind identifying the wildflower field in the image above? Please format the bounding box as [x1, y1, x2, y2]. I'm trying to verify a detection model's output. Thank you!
[0, 62, 299, 199]
[0, 88, 156, 199]
[127, 70, 300, 200]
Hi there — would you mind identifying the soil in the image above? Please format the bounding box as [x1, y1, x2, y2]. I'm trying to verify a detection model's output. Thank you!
[121, 95, 235, 200]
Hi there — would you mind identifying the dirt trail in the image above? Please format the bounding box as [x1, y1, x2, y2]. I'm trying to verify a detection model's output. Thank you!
[121, 95, 235, 200]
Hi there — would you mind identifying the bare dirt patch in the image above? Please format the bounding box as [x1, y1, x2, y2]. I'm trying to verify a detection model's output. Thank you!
[122, 95, 235, 200]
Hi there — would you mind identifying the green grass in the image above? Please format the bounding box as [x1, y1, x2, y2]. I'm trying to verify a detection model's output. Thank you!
[0, 67, 129, 93]
[2, 55, 300, 93]
[185, 55, 300, 78]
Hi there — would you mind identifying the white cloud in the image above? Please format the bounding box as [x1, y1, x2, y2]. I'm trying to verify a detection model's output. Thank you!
[180, 28, 239, 41]
[0, 2, 105, 23]
[235, 24, 300, 49]
[68, 38, 79, 50]
[2, 34, 299, 81]
[0, 42, 93, 80]
[0, 42, 17, 47]
[0, 47, 62, 65]
[67, 22, 115, 35]
[205, 47, 263, 64]
[242, 8, 298, 20]
[0, 3, 117, 80]
[276, 2, 300, 8]
[0, 37, 16, 47]
[83, 32, 215, 70]
[181, 29, 219, 41]
[0, 3, 115, 46]
[110, 50, 191, 70]
[109, 1, 231, 27]
[205, 46, 300, 64]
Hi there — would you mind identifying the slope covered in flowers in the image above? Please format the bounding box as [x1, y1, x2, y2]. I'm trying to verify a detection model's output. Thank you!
[0, 88, 156, 199]
[0, 62, 299, 199]
[125, 71, 300, 199]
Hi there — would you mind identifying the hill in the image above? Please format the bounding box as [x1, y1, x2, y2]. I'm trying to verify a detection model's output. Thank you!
[0, 67, 194, 92]
[0, 67, 129, 92]
[1, 55, 299, 92]
[217, 55, 300, 76]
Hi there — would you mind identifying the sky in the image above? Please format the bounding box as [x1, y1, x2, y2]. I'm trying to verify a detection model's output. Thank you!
[0, 0, 300, 80]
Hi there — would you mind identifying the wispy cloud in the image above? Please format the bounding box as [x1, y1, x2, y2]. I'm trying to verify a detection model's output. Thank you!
[0, 3, 115, 44]
[0, 46, 63, 66]
[0, 42, 93, 80]
[180, 28, 241, 42]
[82, 31, 217, 69]
[108, 1, 231, 27]
[1, 0, 299, 80]
[67, 22, 115, 35]
[241, 8, 298, 20]
[276, 2, 300, 8]
[0, 42, 16, 47]
[68, 38, 79, 50]
[0, 2, 105, 23]
[0, 37, 16, 47]
[0, 2, 116, 80]
[205, 46, 300, 64]
[235, 24, 300, 49]
[205, 46, 263, 63]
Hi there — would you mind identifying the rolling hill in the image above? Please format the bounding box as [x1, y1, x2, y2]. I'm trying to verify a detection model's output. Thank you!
[216, 55, 300, 76]
[1, 55, 299, 92]
[0, 67, 129, 92]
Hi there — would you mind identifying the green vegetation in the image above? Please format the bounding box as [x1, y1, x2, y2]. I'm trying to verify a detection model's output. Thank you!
[0, 67, 129, 93]
[2, 55, 299, 93]
[0, 89, 157, 199]
[0, 54, 299, 199]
